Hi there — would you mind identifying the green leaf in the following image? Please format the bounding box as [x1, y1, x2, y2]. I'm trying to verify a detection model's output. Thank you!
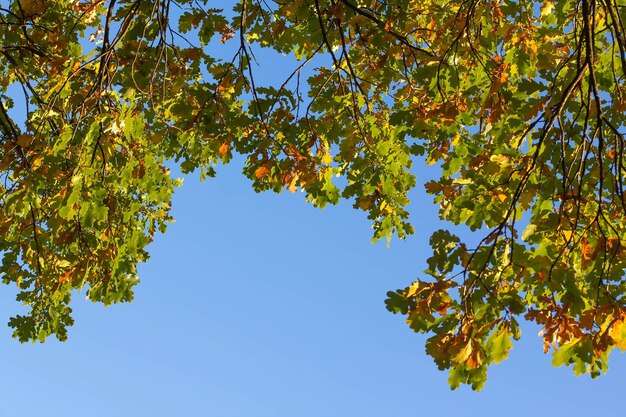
[486, 325, 513, 365]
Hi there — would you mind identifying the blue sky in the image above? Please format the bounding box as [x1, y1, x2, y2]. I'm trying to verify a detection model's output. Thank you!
[0, 157, 625, 417]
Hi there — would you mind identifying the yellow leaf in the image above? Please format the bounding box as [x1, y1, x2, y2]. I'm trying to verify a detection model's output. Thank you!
[322, 153, 332, 166]
[451, 339, 473, 365]
[451, 132, 461, 146]
[57, 260, 71, 268]
[405, 282, 421, 298]
[561, 229, 573, 241]
[541, 1, 555, 17]
[31, 156, 43, 170]
[287, 174, 299, 193]
[489, 154, 509, 166]
[609, 319, 626, 350]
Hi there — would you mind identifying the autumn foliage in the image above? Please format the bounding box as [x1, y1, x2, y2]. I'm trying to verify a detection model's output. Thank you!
[1, 0, 626, 390]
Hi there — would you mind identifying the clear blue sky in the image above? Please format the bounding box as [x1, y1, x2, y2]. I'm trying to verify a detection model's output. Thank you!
[0, 158, 625, 416]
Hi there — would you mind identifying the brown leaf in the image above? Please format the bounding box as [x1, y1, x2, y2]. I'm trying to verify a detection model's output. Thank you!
[17, 134, 33, 148]
[357, 196, 373, 210]
[424, 180, 442, 194]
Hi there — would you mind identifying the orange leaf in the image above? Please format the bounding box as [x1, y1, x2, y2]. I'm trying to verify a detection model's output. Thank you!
[607, 237, 621, 255]
[59, 270, 72, 283]
[219, 142, 230, 156]
[581, 238, 593, 261]
[427, 17, 436, 31]
[495, 192, 507, 202]
[255, 166, 270, 179]
[436, 301, 449, 315]
[467, 349, 482, 369]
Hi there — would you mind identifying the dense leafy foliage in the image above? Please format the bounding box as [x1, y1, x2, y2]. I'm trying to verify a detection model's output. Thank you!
[1, 0, 626, 390]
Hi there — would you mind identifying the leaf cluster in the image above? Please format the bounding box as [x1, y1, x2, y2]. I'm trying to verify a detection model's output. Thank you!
[1, 0, 626, 390]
